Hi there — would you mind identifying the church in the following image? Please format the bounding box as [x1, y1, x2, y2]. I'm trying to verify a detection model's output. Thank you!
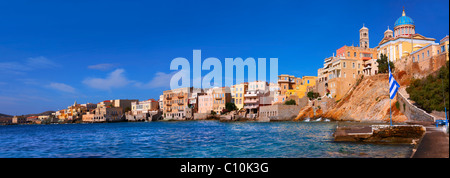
[377, 8, 439, 62]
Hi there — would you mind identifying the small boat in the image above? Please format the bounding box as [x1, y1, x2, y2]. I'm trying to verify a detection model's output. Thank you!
[314, 118, 322, 122]
[304, 118, 310, 122]
[324, 118, 330, 122]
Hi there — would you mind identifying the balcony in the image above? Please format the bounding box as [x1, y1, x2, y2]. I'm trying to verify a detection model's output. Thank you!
[244, 105, 259, 109]
[244, 93, 258, 97]
[244, 99, 259, 104]
[177, 94, 185, 98]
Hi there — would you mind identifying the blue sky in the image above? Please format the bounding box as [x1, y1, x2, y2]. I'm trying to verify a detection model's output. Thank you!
[0, 0, 448, 115]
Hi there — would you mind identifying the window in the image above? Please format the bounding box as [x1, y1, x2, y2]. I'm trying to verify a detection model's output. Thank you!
[354, 52, 356, 57]
[343, 62, 346, 68]
[358, 63, 360, 69]
[347, 52, 350, 57]
[427, 50, 429, 57]
[413, 56, 415, 62]
[422, 53, 424, 59]
[352, 63, 355, 68]
[307, 80, 310, 84]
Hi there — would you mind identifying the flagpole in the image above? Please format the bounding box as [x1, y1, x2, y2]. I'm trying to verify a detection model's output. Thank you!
[388, 60, 392, 127]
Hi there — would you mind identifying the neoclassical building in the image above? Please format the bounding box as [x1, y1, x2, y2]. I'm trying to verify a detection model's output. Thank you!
[378, 8, 437, 61]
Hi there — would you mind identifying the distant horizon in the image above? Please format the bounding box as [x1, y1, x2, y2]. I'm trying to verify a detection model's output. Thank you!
[1, 0, 449, 115]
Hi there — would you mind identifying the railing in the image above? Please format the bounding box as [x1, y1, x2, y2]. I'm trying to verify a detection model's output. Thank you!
[244, 93, 258, 97]
[244, 99, 259, 104]
[244, 105, 259, 109]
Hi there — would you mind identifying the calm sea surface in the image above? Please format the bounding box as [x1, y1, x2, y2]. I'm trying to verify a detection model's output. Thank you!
[0, 121, 413, 158]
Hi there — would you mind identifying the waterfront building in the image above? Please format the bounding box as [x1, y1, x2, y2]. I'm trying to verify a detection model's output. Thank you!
[11, 116, 26, 124]
[92, 107, 123, 122]
[378, 8, 437, 62]
[131, 99, 159, 115]
[277, 74, 301, 95]
[82, 112, 95, 123]
[38, 115, 49, 120]
[210, 87, 232, 114]
[163, 87, 193, 120]
[159, 95, 164, 112]
[187, 89, 205, 118]
[26, 116, 40, 124]
[231, 83, 248, 110]
[285, 76, 317, 99]
[112, 99, 138, 112]
[55, 101, 87, 121]
[243, 81, 272, 118]
[198, 90, 214, 114]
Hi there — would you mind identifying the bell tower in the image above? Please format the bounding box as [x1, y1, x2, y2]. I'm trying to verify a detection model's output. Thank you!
[360, 24, 369, 49]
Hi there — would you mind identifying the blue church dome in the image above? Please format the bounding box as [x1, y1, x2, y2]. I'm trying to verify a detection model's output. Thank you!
[394, 10, 414, 27]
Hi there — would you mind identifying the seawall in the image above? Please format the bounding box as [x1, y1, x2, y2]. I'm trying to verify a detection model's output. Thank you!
[334, 125, 426, 144]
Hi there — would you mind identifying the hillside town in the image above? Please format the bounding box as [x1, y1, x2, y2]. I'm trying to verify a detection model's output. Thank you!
[2, 9, 449, 125]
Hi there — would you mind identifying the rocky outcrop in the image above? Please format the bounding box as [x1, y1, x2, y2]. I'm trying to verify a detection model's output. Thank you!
[296, 74, 408, 122]
[334, 125, 426, 144]
[324, 74, 408, 122]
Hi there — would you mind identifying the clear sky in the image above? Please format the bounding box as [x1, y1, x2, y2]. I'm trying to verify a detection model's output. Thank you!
[0, 0, 449, 115]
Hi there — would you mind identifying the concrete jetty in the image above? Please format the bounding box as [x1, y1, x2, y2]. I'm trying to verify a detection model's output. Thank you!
[411, 125, 449, 158]
[334, 125, 426, 144]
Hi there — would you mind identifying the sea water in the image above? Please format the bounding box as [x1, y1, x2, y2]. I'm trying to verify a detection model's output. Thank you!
[0, 121, 413, 158]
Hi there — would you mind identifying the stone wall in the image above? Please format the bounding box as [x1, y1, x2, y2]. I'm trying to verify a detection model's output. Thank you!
[397, 88, 435, 123]
[193, 113, 209, 120]
[259, 104, 301, 121]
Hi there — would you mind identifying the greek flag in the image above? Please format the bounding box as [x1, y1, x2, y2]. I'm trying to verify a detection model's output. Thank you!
[389, 66, 400, 99]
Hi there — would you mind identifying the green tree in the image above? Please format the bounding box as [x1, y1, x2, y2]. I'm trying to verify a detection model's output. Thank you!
[225, 102, 238, 111]
[406, 61, 449, 113]
[307, 91, 320, 100]
[284, 99, 296, 105]
[376, 53, 395, 73]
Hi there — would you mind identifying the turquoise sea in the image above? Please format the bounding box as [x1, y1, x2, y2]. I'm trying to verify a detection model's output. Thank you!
[0, 121, 413, 158]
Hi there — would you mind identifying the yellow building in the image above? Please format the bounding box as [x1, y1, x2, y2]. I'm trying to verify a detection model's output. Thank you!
[231, 83, 248, 110]
[440, 35, 449, 61]
[378, 8, 437, 62]
[285, 76, 317, 99]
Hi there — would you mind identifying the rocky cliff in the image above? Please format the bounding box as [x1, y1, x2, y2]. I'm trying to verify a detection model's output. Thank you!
[323, 74, 407, 122]
[296, 74, 408, 122]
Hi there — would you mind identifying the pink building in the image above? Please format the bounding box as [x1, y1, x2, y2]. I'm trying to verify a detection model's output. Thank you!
[198, 93, 213, 114]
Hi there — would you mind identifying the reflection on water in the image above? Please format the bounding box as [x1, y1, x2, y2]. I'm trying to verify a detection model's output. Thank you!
[0, 121, 413, 158]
